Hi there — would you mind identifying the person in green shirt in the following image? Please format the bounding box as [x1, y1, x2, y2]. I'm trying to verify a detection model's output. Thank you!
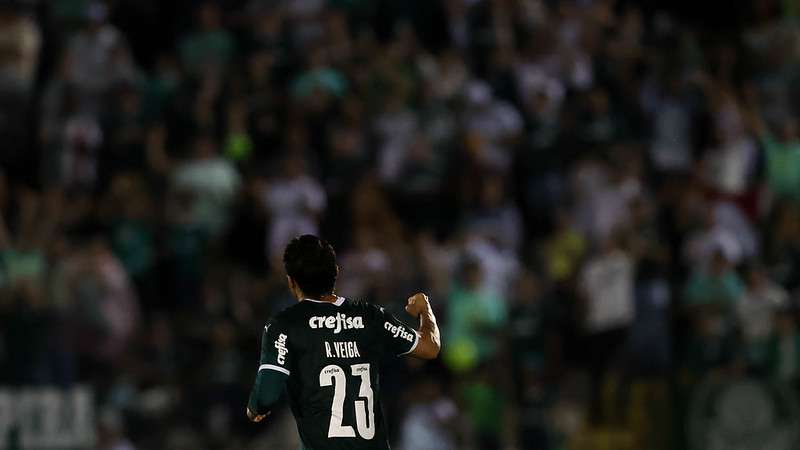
[290, 47, 348, 99]
[683, 251, 745, 375]
[684, 251, 745, 308]
[766, 306, 800, 382]
[461, 366, 506, 450]
[760, 117, 800, 202]
[179, 2, 235, 76]
[745, 94, 800, 202]
[444, 260, 507, 372]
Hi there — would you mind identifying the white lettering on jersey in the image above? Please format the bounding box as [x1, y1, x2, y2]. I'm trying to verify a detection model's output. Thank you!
[274, 333, 289, 365]
[384, 322, 414, 343]
[325, 341, 362, 358]
[308, 313, 364, 334]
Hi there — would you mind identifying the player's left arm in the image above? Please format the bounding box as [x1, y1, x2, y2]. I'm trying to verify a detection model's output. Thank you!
[246, 321, 292, 422]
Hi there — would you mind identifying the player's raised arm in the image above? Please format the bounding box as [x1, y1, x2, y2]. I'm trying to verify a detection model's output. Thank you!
[246, 321, 291, 422]
[403, 293, 441, 360]
[375, 293, 440, 360]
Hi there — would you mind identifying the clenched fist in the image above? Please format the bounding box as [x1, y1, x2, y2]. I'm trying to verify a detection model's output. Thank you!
[405, 293, 431, 318]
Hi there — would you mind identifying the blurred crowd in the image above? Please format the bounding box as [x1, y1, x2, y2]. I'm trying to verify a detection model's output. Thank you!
[3, 0, 800, 449]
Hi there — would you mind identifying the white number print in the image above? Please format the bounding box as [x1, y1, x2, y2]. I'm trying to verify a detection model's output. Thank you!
[319, 365, 356, 437]
[318, 363, 375, 440]
[351, 363, 375, 439]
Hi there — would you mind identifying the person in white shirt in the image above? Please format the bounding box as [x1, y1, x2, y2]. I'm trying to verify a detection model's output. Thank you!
[64, 1, 137, 110]
[580, 236, 635, 336]
[397, 380, 458, 450]
[578, 233, 635, 423]
[461, 80, 523, 171]
[171, 134, 242, 237]
[737, 264, 789, 367]
[702, 126, 758, 196]
[261, 156, 326, 260]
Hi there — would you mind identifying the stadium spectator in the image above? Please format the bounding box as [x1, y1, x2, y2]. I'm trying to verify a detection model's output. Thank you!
[260, 155, 326, 260]
[170, 133, 242, 238]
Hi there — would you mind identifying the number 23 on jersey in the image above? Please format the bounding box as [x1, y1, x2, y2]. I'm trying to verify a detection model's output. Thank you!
[319, 363, 375, 439]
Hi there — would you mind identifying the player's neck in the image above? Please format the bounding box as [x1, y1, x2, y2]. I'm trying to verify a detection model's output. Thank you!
[302, 293, 339, 303]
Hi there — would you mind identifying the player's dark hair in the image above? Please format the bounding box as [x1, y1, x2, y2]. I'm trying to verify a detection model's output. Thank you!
[283, 234, 338, 298]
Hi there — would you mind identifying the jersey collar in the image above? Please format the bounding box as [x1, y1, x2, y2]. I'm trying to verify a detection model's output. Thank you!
[302, 296, 345, 306]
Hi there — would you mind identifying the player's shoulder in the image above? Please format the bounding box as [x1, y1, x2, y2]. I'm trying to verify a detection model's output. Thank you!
[265, 302, 307, 329]
[341, 297, 384, 317]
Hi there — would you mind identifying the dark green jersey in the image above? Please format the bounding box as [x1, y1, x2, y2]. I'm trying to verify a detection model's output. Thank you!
[255, 297, 419, 450]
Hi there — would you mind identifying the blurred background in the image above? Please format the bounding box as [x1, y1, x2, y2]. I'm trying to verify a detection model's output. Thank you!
[2, 0, 800, 449]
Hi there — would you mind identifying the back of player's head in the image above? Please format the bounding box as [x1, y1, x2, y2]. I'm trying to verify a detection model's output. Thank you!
[283, 234, 337, 298]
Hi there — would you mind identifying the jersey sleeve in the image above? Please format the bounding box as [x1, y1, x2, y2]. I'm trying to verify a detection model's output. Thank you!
[248, 318, 292, 415]
[375, 305, 420, 357]
[257, 318, 293, 376]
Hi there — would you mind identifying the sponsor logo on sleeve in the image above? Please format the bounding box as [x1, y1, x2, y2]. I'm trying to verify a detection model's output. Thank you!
[274, 333, 288, 365]
[384, 322, 415, 343]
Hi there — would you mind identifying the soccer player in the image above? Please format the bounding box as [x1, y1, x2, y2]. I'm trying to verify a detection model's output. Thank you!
[246, 234, 441, 449]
